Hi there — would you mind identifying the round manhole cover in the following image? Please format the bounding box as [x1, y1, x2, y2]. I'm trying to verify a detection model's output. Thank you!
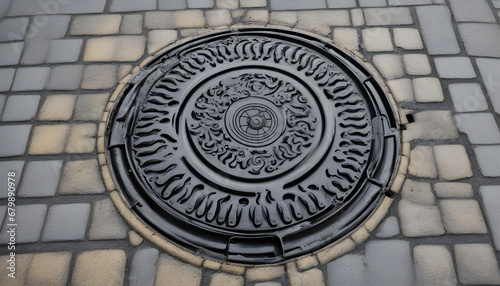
[107, 28, 399, 264]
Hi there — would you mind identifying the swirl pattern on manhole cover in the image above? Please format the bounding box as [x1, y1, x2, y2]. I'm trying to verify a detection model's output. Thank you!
[107, 28, 400, 264]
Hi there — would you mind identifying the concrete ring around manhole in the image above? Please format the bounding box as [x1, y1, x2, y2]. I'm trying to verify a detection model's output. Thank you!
[98, 26, 406, 270]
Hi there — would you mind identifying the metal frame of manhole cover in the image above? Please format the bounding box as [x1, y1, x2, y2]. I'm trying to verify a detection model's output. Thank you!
[104, 28, 401, 265]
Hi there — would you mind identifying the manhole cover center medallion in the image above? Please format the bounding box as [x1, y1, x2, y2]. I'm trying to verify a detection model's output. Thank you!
[107, 29, 400, 264]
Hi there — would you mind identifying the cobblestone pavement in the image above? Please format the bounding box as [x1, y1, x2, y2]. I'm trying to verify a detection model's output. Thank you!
[0, 0, 500, 285]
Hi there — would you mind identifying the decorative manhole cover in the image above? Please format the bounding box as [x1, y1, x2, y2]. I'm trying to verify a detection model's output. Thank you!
[107, 28, 399, 264]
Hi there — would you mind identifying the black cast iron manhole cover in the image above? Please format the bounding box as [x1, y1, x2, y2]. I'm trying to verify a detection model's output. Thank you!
[107, 28, 399, 264]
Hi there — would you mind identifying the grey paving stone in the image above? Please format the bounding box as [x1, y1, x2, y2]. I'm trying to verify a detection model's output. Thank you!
[416, 6, 460, 55]
[476, 58, 500, 115]
[20, 39, 50, 65]
[450, 0, 495, 23]
[46, 65, 83, 90]
[455, 113, 500, 144]
[121, 14, 143, 34]
[11, 67, 50, 91]
[89, 199, 128, 240]
[403, 111, 458, 141]
[270, 0, 326, 10]
[449, 83, 489, 112]
[359, 0, 387, 6]
[414, 245, 457, 286]
[0, 125, 31, 157]
[159, 0, 188, 9]
[474, 145, 500, 177]
[74, 93, 109, 121]
[18, 160, 62, 197]
[0, 42, 23, 66]
[327, 254, 365, 286]
[0, 68, 15, 91]
[480, 186, 500, 251]
[110, 0, 156, 12]
[435, 57, 476, 79]
[129, 248, 160, 286]
[459, 24, 500, 58]
[0, 161, 24, 198]
[8, 0, 106, 15]
[375, 216, 399, 238]
[0, 18, 29, 42]
[240, 0, 266, 7]
[441, 200, 488, 234]
[0, 95, 5, 115]
[0, 206, 5, 226]
[455, 244, 500, 285]
[0, 1, 12, 18]
[435, 182, 473, 198]
[58, 159, 105, 194]
[81, 65, 117, 90]
[71, 15, 122, 35]
[46, 39, 83, 63]
[364, 8, 412, 25]
[27, 15, 70, 40]
[148, 30, 178, 53]
[297, 11, 349, 36]
[494, 0, 500, 8]
[1, 95, 39, 122]
[187, 0, 214, 8]
[388, 0, 431, 4]
[365, 240, 414, 286]
[42, 203, 91, 242]
[0, 204, 47, 244]
[327, 0, 356, 8]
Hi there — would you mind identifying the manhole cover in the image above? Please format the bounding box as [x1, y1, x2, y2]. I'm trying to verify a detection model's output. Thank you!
[107, 28, 399, 264]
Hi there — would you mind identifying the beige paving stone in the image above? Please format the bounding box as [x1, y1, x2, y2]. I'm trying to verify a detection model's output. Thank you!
[89, 198, 129, 240]
[26, 252, 71, 286]
[203, 259, 221, 270]
[296, 255, 318, 271]
[362, 28, 393, 52]
[145, 11, 176, 29]
[434, 182, 473, 198]
[351, 226, 370, 244]
[413, 77, 444, 102]
[401, 179, 435, 205]
[0, 254, 33, 286]
[241, 0, 266, 7]
[155, 255, 202, 285]
[408, 145, 437, 178]
[174, 10, 206, 28]
[210, 273, 243, 286]
[81, 64, 118, 89]
[364, 197, 394, 232]
[390, 173, 405, 193]
[455, 244, 500, 285]
[255, 283, 281, 286]
[394, 28, 424, 50]
[333, 28, 358, 50]
[206, 10, 232, 27]
[217, 0, 238, 9]
[121, 14, 143, 34]
[247, 266, 285, 281]
[84, 36, 146, 62]
[245, 10, 269, 23]
[71, 15, 122, 35]
[129, 230, 144, 247]
[297, 11, 350, 36]
[399, 200, 445, 237]
[38, 94, 76, 121]
[221, 263, 245, 275]
[434, 145, 473, 180]
[403, 54, 432, 75]
[373, 54, 403, 79]
[270, 12, 297, 26]
[28, 125, 70, 155]
[59, 159, 105, 194]
[387, 78, 414, 102]
[74, 93, 110, 121]
[316, 238, 356, 264]
[148, 30, 178, 54]
[440, 200, 488, 234]
[402, 142, 410, 156]
[232, 9, 245, 20]
[119, 64, 132, 80]
[414, 245, 457, 286]
[351, 9, 364, 26]
[403, 111, 459, 141]
[65, 124, 97, 153]
[72, 250, 126, 286]
[287, 262, 325, 286]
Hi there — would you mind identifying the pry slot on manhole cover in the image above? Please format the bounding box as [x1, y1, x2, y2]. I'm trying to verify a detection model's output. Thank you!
[106, 28, 400, 264]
